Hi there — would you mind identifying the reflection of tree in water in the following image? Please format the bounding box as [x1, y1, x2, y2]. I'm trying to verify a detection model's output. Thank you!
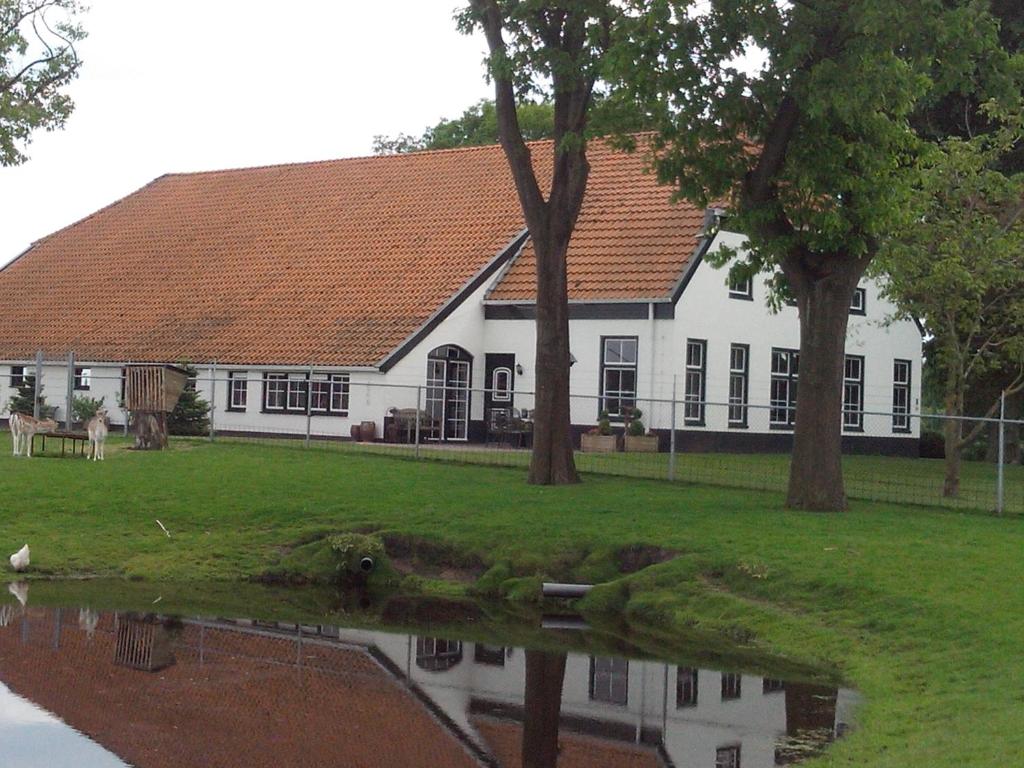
[775, 682, 840, 764]
[522, 650, 567, 768]
[113, 614, 183, 673]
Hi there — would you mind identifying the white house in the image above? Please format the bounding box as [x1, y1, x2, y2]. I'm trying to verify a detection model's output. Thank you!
[0, 138, 921, 453]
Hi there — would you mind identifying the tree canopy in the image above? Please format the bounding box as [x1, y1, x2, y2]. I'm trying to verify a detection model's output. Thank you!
[0, 0, 86, 167]
[372, 95, 649, 154]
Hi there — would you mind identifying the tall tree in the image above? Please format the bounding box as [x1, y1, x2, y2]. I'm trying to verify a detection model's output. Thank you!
[0, 0, 85, 167]
[614, 0, 1011, 510]
[878, 119, 1024, 497]
[459, 1, 622, 485]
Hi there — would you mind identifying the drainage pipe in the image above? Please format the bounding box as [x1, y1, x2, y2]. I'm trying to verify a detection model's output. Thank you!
[541, 582, 593, 599]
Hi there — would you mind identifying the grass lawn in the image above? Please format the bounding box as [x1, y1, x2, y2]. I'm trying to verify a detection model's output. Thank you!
[0, 438, 1022, 766]
[225, 432, 1024, 515]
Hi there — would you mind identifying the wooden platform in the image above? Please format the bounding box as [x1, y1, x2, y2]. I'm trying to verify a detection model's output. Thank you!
[35, 430, 90, 457]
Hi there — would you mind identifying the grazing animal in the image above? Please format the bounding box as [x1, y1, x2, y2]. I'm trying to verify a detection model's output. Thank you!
[86, 407, 109, 461]
[10, 413, 57, 457]
[9, 544, 30, 572]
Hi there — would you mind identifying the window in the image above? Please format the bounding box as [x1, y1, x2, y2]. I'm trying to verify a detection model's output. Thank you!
[415, 638, 463, 672]
[893, 360, 912, 433]
[310, 374, 350, 415]
[473, 644, 506, 666]
[600, 337, 638, 419]
[491, 367, 512, 402]
[263, 373, 288, 411]
[843, 355, 864, 431]
[74, 367, 91, 391]
[850, 287, 866, 315]
[589, 656, 629, 706]
[770, 349, 799, 428]
[684, 340, 707, 425]
[228, 372, 248, 411]
[676, 667, 698, 708]
[10, 366, 32, 389]
[728, 273, 753, 300]
[763, 678, 785, 694]
[716, 745, 741, 768]
[263, 372, 349, 415]
[728, 344, 749, 428]
[721, 672, 742, 701]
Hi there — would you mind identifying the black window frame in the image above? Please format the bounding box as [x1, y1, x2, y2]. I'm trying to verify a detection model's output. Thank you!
[589, 656, 629, 706]
[10, 365, 32, 389]
[684, 339, 707, 426]
[769, 348, 799, 430]
[721, 672, 742, 701]
[262, 371, 350, 416]
[892, 359, 912, 433]
[676, 667, 698, 708]
[843, 355, 865, 432]
[728, 344, 749, 429]
[715, 744, 742, 768]
[599, 336, 638, 420]
[73, 366, 91, 391]
[728, 273, 753, 301]
[762, 678, 785, 694]
[850, 286, 867, 315]
[227, 371, 248, 412]
[473, 644, 507, 667]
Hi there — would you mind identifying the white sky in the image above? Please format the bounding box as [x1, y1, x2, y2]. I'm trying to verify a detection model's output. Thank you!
[0, 0, 493, 265]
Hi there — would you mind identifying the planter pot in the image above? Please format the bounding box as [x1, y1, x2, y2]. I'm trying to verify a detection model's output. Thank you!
[359, 420, 376, 442]
[581, 433, 619, 453]
[624, 434, 659, 453]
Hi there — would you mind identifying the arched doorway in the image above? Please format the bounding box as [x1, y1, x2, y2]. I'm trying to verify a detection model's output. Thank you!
[425, 345, 472, 441]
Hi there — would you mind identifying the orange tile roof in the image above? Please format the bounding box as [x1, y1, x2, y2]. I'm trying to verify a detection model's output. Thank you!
[0, 138, 705, 367]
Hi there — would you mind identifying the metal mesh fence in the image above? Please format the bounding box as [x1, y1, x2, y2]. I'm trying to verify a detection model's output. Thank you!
[5, 361, 1022, 516]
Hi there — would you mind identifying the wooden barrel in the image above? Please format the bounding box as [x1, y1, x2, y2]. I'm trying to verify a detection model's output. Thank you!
[359, 421, 376, 442]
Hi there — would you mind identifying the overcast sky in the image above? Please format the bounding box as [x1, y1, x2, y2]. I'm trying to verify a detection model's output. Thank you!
[0, 1, 493, 265]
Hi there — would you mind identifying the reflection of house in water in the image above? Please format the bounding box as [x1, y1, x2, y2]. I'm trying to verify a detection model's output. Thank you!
[0, 609, 856, 768]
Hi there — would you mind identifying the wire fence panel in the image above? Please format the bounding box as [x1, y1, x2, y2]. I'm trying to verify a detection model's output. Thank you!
[3, 355, 1021, 516]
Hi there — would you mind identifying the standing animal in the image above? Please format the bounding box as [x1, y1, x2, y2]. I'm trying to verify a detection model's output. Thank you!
[9, 413, 57, 457]
[9, 544, 29, 572]
[86, 407, 109, 461]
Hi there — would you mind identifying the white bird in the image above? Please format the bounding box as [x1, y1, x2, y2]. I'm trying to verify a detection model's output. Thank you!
[9, 544, 30, 572]
[7, 581, 28, 607]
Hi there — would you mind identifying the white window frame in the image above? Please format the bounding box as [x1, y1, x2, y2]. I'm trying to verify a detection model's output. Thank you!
[228, 371, 248, 411]
[770, 349, 799, 428]
[728, 344, 749, 428]
[263, 373, 288, 411]
[684, 339, 707, 426]
[893, 359, 912, 433]
[843, 355, 865, 431]
[491, 367, 512, 403]
[728, 273, 753, 300]
[850, 286, 866, 315]
[600, 337, 638, 419]
[74, 366, 92, 391]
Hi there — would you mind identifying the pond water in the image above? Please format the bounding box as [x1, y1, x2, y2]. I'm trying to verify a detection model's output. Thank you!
[0, 581, 857, 768]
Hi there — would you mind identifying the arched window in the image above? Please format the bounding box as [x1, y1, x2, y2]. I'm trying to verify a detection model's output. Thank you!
[491, 367, 512, 402]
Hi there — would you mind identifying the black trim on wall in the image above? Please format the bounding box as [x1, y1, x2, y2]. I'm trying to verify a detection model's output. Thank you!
[484, 302, 672, 321]
[378, 230, 529, 372]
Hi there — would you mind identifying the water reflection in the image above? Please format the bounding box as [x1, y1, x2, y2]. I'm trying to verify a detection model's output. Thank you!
[0, 597, 856, 768]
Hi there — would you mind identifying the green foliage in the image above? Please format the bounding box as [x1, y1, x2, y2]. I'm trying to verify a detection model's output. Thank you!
[167, 365, 210, 436]
[596, 409, 612, 435]
[6, 379, 56, 419]
[878, 113, 1024, 423]
[72, 394, 105, 423]
[0, 1, 87, 167]
[625, 406, 645, 436]
[611, 0, 1019, 292]
[373, 97, 651, 154]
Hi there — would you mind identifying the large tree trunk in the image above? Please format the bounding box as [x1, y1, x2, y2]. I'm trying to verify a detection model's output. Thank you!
[785, 259, 864, 511]
[529, 238, 580, 485]
[522, 650, 567, 768]
[942, 367, 965, 497]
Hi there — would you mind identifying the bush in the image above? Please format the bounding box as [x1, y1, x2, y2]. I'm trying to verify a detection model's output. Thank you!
[625, 406, 646, 436]
[7, 380, 57, 419]
[72, 395, 105, 423]
[596, 409, 612, 435]
[920, 430, 945, 459]
[167, 364, 210, 436]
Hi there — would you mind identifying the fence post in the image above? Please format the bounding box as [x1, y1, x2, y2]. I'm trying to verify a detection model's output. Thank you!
[64, 351, 75, 431]
[415, 386, 422, 460]
[208, 361, 217, 442]
[996, 390, 1006, 516]
[33, 350, 43, 420]
[668, 375, 677, 482]
[304, 364, 313, 448]
[123, 360, 131, 437]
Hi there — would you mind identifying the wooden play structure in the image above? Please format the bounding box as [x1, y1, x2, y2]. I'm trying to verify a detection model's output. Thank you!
[124, 364, 189, 449]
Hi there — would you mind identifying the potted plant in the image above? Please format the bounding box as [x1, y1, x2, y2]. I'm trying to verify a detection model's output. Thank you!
[581, 410, 619, 453]
[623, 407, 659, 452]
